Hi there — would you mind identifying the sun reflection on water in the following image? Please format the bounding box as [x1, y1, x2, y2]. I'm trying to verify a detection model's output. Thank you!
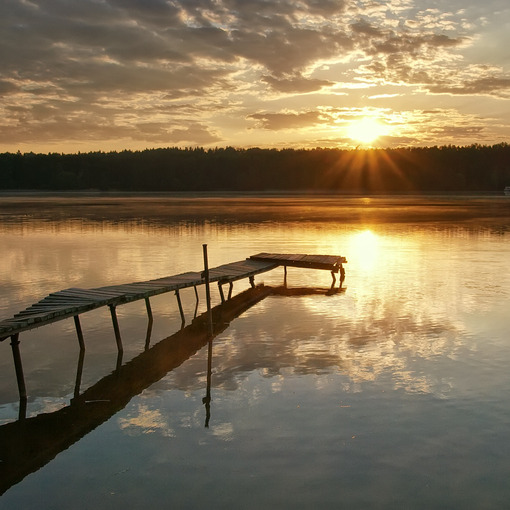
[347, 229, 379, 271]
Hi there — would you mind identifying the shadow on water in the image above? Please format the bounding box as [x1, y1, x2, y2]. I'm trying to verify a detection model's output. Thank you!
[0, 284, 343, 495]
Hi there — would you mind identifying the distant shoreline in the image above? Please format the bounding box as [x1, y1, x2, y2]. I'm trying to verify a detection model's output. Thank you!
[2, 146, 509, 193]
[0, 190, 506, 198]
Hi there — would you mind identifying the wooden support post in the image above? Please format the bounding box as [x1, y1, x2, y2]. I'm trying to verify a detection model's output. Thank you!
[18, 396, 27, 421]
[74, 349, 85, 399]
[218, 282, 225, 303]
[109, 305, 123, 352]
[175, 289, 185, 326]
[284, 265, 287, 287]
[145, 297, 153, 323]
[144, 297, 153, 349]
[249, 275, 255, 288]
[115, 350, 123, 372]
[193, 285, 199, 319]
[203, 244, 213, 337]
[340, 264, 345, 288]
[228, 282, 234, 300]
[74, 315, 85, 351]
[10, 334, 27, 403]
[144, 321, 153, 351]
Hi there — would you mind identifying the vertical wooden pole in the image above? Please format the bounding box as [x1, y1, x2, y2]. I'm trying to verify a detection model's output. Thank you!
[10, 334, 27, 402]
[115, 350, 123, 372]
[175, 289, 185, 326]
[109, 305, 123, 352]
[193, 285, 199, 319]
[203, 244, 213, 336]
[218, 282, 225, 303]
[249, 275, 255, 288]
[74, 315, 85, 350]
[74, 348, 85, 399]
[144, 297, 153, 349]
[18, 396, 27, 421]
[284, 265, 287, 287]
[145, 298, 154, 350]
[228, 282, 234, 300]
[144, 321, 153, 350]
[145, 297, 153, 323]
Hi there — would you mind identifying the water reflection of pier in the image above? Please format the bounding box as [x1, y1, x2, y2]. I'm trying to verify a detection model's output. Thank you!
[0, 284, 344, 496]
[0, 286, 268, 495]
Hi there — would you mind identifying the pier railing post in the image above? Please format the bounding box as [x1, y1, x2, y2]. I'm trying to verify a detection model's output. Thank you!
[202, 244, 213, 336]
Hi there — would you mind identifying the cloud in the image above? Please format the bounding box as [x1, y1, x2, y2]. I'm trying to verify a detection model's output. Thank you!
[262, 74, 334, 93]
[427, 76, 510, 97]
[0, 80, 18, 95]
[164, 123, 222, 144]
[0, 0, 508, 149]
[350, 18, 465, 57]
[248, 111, 326, 130]
[430, 125, 485, 137]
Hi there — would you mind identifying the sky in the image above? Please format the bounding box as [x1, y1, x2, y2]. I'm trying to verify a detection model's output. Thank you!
[1, 0, 509, 153]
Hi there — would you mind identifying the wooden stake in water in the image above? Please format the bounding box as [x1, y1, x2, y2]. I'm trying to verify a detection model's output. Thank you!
[10, 334, 27, 403]
[202, 244, 213, 337]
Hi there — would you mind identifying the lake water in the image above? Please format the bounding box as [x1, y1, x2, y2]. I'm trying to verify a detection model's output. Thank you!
[0, 194, 509, 509]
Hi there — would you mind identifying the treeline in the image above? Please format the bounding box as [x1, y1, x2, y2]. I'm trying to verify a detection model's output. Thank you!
[1, 144, 509, 193]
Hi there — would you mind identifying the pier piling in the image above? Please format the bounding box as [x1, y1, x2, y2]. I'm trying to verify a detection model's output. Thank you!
[10, 334, 26, 403]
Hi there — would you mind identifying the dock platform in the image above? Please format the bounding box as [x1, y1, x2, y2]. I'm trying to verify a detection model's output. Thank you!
[0, 251, 346, 403]
[0, 252, 346, 341]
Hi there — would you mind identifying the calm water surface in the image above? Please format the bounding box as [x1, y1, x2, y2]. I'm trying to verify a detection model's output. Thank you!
[0, 195, 509, 509]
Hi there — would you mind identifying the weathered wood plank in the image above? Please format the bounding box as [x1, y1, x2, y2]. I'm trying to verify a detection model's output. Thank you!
[250, 253, 346, 270]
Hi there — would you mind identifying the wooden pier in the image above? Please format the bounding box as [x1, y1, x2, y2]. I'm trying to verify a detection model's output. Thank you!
[0, 250, 346, 402]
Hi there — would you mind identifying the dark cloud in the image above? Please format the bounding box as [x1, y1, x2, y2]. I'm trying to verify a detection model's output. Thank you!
[427, 76, 510, 96]
[0, 0, 356, 147]
[354, 23, 465, 56]
[248, 111, 326, 130]
[1, 0, 353, 77]
[0, 80, 18, 96]
[430, 125, 485, 137]
[132, 121, 221, 144]
[262, 74, 334, 93]
[165, 123, 222, 144]
[351, 19, 387, 38]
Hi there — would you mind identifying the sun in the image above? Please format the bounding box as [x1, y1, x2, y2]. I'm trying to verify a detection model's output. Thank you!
[346, 117, 388, 145]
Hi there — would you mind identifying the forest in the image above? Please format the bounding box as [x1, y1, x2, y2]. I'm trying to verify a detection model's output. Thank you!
[0, 144, 509, 193]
